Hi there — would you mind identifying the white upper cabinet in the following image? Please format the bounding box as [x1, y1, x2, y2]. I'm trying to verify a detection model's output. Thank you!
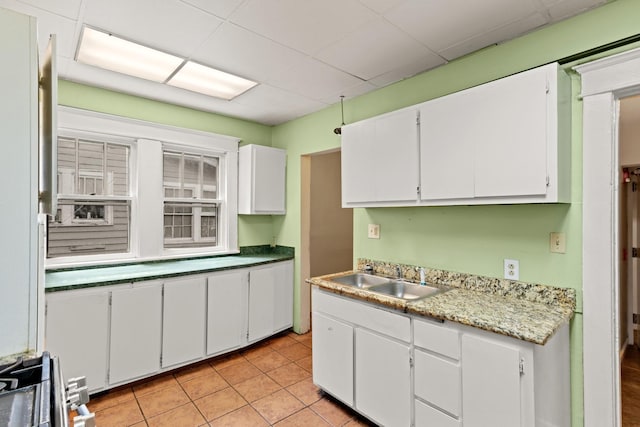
[239, 144, 286, 214]
[420, 63, 570, 204]
[342, 63, 570, 207]
[341, 107, 420, 207]
[419, 89, 476, 201]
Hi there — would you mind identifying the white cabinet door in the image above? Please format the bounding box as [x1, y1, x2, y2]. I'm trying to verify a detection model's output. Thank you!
[419, 90, 475, 201]
[414, 350, 460, 417]
[162, 277, 206, 368]
[461, 333, 522, 427]
[207, 270, 247, 355]
[341, 108, 419, 206]
[273, 260, 293, 332]
[355, 328, 411, 427]
[109, 282, 162, 385]
[45, 289, 109, 393]
[312, 312, 354, 406]
[473, 66, 549, 198]
[239, 144, 286, 214]
[248, 266, 276, 342]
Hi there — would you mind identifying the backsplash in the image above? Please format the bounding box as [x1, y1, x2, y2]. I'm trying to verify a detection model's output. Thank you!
[357, 258, 576, 310]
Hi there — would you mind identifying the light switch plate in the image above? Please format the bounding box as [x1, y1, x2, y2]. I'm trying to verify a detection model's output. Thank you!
[368, 224, 380, 239]
[550, 232, 566, 253]
[504, 259, 519, 280]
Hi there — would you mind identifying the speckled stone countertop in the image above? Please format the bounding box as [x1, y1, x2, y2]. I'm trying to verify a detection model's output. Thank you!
[307, 259, 575, 345]
[46, 245, 294, 292]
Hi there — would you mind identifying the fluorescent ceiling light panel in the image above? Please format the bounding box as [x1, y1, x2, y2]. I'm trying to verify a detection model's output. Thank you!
[76, 27, 184, 82]
[167, 61, 258, 100]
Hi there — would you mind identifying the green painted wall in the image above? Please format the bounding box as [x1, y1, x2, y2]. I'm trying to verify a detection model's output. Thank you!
[57, 81, 275, 246]
[271, 1, 640, 425]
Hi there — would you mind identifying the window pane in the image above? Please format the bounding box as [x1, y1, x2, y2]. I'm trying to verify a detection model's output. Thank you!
[203, 156, 218, 199]
[107, 144, 129, 196]
[163, 204, 193, 240]
[163, 152, 180, 194]
[164, 202, 217, 248]
[48, 202, 130, 258]
[78, 141, 104, 194]
[49, 137, 131, 259]
[184, 154, 200, 196]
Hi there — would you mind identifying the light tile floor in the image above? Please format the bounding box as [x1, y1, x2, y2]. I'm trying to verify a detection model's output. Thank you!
[82, 331, 376, 426]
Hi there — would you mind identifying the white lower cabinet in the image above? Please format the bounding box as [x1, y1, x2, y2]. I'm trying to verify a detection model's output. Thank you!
[312, 312, 354, 406]
[460, 324, 570, 427]
[45, 289, 110, 393]
[248, 260, 294, 342]
[109, 282, 162, 385]
[45, 260, 293, 392]
[355, 328, 411, 427]
[312, 288, 412, 426]
[311, 287, 570, 427]
[162, 277, 206, 368]
[207, 270, 247, 355]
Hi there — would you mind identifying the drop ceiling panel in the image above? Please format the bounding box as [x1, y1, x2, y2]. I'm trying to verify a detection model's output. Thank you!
[179, 0, 244, 19]
[190, 22, 308, 84]
[359, 0, 406, 14]
[8, 0, 82, 19]
[82, 0, 222, 57]
[368, 55, 445, 88]
[543, 0, 606, 20]
[232, 84, 327, 124]
[385, 0, 539, 53]
[439, 13, 548, 61]
[268, 57, 364, 101]
[230, 0, 378, 55]
[316, 81, 378, 105]
[317, 18, 444, 80]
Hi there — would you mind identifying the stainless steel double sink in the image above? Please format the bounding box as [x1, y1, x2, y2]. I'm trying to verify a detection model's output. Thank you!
[331, 272, 448, 301]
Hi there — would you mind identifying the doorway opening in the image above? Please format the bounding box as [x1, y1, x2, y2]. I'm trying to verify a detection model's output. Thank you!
[619, 94, 640, 424]
[300, 149, 353, 333]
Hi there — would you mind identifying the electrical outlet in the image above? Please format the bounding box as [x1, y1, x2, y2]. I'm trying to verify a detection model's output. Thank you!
[550, 232, 566, 253]
[368, 224, 380, 239]
[504, 259, 519, 280]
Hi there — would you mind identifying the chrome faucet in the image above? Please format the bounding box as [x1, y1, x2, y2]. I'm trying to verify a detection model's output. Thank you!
[395, 265, 402, 279]
[363, 264, 374, 274]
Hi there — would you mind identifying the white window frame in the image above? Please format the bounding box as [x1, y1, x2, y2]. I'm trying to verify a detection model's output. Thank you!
[47, 107, 239, 268]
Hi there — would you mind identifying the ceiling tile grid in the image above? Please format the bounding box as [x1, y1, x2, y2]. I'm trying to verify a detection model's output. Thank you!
[0, 0, 609, 125]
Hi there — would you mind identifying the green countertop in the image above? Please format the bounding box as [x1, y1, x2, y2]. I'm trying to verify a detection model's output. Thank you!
[45, 246, 294, 292]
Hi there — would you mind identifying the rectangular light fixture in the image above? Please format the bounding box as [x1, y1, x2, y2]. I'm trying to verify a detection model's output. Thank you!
[76, 27, 184, 82]
[76, 26, 258, 100]
[167, 61, 258, 100]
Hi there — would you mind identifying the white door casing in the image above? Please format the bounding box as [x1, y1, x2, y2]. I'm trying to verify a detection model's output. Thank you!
[575, 46, 640, 427]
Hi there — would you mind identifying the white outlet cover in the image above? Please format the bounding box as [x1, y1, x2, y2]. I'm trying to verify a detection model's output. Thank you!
[368, 224, 380, 239]
[504, 258, 519, 280]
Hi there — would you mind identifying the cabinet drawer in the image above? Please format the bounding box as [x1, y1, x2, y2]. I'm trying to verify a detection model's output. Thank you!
[414, 318, 460, 359]
[312, 288, 410, 342]
[415, 399, 460, 427]
[415, 350, 460, 416]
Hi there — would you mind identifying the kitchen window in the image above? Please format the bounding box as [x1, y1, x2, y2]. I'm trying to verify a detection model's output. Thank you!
[47, 107, 239, 267]
[163, 151, 220, 248]
[48, 136, 132, 258]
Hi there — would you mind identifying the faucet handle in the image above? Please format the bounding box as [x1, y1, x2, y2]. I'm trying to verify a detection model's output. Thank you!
[363, 264, 374, 274]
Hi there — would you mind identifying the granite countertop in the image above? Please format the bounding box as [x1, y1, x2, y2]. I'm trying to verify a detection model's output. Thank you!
[308, 259, 576, 345]
[46, 246, 294, 292]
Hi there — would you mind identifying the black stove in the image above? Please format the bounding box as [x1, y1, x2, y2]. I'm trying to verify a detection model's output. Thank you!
[0, 351, 91, 427]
